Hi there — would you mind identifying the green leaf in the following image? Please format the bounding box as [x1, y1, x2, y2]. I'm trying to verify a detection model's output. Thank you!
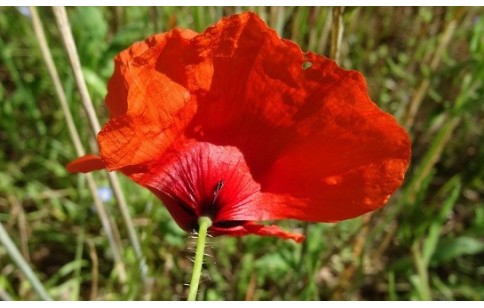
[422, 177, 461, 264]
[255, 253, 290, 277]
[431, 236, 484, 265]
[70, 7, 108, 68]
[82, 67, 107, 99]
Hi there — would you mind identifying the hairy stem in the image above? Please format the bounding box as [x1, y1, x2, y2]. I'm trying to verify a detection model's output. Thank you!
[187, 217, 212, 301]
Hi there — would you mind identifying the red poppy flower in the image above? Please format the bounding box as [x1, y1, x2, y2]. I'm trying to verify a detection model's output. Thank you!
[68, 12, 411, 243]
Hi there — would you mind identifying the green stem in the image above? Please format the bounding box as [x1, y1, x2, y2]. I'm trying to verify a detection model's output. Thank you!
[187, 216, 212, 301]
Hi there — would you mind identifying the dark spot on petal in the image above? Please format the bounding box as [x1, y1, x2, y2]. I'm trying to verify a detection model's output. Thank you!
[302, 61, 312, 70]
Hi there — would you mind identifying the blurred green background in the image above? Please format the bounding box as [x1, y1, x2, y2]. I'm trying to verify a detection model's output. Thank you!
[0, 6, 483, 300]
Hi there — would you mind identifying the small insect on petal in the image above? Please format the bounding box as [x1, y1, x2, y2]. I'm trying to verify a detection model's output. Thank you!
[212, 180, 224, 204]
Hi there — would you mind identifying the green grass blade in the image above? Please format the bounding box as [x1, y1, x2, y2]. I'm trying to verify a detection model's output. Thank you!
[0, 222, 52, 300]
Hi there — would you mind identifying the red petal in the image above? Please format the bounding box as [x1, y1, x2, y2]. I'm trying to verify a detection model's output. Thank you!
[181, 13, 411, 222]
[105, 29, 198, 118]
[67, 154, 105, 173]
[259, 54, 411, 221]
[99, 29, 198, 171]
[181, 13, 346, 179]
[211, 221, 304, 243]
[137, 141, 265, 230]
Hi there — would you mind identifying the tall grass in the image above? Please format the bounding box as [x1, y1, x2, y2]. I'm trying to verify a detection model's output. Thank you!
[0, 7, 483, 300]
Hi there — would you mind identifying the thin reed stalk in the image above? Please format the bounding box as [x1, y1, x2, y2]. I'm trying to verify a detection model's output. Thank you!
[87, 239, 100, 300]
[8, 194, 30, 262]
[403, 18, 457, 130]
[330, 7, 345, 64]
[0, 222, 52, 300]
[270, 6, 285, 36]
[29, 6, 127, 284]
[51, 6, 149, 292]
[411, 242, 432, 300]
[0, 288, 13, 301]
[317, 8, 332, 55]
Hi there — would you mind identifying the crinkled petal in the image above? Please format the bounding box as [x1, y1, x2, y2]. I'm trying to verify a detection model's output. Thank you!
[185, 13, 309, 180]
[67, 12, 411, 240]
[105, 29, 198, 118]
[99, 29, 199, 170]
[259, 54, 411, 222]
[180, 12, 411, 222]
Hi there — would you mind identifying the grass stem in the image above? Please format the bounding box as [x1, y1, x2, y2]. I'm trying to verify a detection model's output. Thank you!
[330, 6, 344, 64]
[411, 242, 432, 300]
[51, 6, 149, 292]
[403, 18, 457, 130]
[29, 6, 127, 284]
[0, 222, 52, 300]
[0, 289, 13, 301]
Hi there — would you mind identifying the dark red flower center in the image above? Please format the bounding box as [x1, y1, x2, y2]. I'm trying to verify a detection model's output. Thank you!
[139, 141, 264, 233]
